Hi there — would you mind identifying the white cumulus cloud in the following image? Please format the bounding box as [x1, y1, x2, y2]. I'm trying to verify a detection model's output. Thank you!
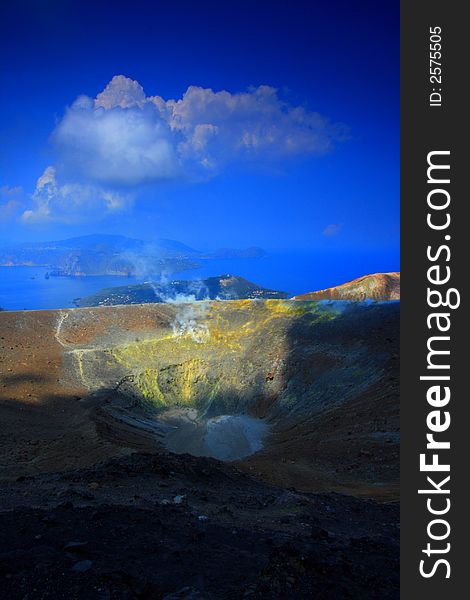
[95, 74, 147, 109]
[51, 75, 346, 186]
[21, 166, 131, 224]
[17, 76, 347, 225]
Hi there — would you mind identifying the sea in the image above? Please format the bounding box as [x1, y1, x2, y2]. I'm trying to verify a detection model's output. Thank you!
[0, 249, 399, 311]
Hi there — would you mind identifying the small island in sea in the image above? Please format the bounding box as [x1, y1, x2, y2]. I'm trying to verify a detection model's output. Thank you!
[73, 274, 288, 307]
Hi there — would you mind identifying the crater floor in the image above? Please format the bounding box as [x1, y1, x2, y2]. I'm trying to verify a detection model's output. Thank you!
[159, 409, 269, 461]
[0, 299, 399, 497]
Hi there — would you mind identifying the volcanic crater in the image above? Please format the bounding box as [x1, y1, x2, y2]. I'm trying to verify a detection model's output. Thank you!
[0, 299, 399, 598]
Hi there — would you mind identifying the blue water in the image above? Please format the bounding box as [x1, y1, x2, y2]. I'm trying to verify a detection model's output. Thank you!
[0, 267, 151, 311]
[178, 250, 399, 296]
[0, 249, 399, 311]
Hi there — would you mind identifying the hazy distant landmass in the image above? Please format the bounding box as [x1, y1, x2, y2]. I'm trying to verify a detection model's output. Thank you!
[0, 234, 267, 277]
[293, 272, 400, 302]
[74, 274, 287, 307]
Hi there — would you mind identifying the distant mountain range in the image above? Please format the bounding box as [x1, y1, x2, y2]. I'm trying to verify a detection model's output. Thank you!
[0, 234, 266, 277]
[74, 274, 287, 307]
[293, 272, 400, 302]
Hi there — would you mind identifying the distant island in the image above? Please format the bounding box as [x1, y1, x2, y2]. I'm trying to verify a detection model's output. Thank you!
[74, 274, 287, 307]
[0, 234, 267, 277]
[293, 272, 400, 302]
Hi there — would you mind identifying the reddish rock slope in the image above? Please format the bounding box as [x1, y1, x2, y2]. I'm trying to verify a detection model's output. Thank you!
[294, 272, 400, 301]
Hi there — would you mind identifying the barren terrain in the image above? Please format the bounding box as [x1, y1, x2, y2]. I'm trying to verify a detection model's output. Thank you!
[0, 300, 399, 598]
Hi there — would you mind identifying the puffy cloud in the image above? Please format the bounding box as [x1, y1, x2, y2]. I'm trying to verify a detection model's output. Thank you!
[51, 75, 346, 186]
[95, 74, 147, 109]
[21, 166, 131, 224]
[53, 100, 179, 186]
[155, 85, 343, 168]
[16, 76, 346, 225]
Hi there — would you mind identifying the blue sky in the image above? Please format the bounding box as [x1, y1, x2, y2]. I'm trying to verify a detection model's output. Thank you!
[0, 0, 399, 269]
